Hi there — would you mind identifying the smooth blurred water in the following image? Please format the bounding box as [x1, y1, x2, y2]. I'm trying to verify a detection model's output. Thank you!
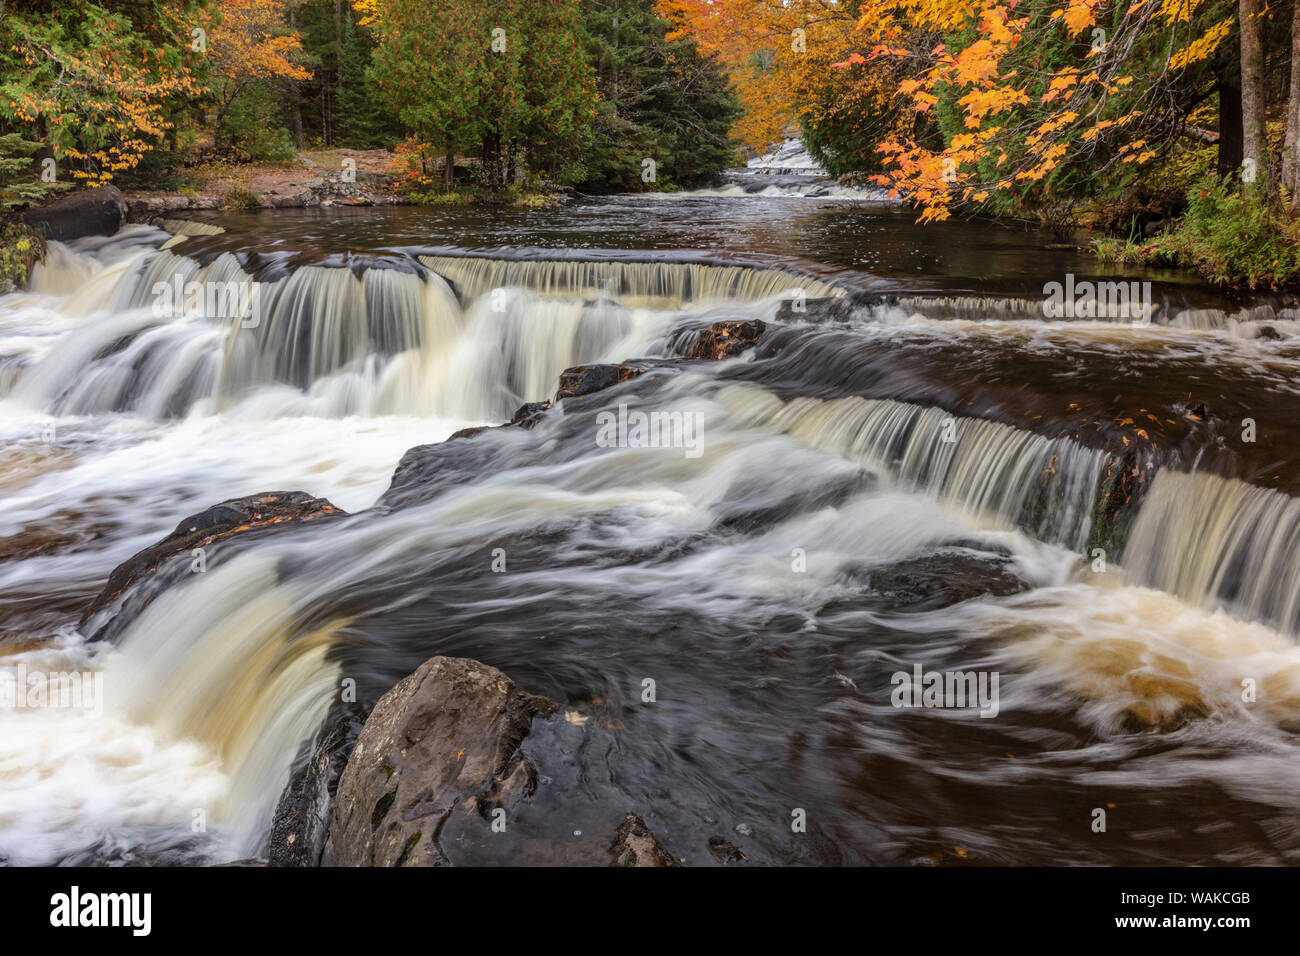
[1, 196, 1299, 866]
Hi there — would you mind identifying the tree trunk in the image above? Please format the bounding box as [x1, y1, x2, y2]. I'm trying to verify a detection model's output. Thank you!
[1239, 0, 1269, 187]
[1218, 70, 1244, 180]
[289, 3, 305, 150]
[444, 150, 454, 191]
[335, 0, 345, 117]
[1282, 0, 1300, 202]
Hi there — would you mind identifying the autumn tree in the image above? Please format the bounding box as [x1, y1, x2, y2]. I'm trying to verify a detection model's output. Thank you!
[201, 0, 312, 152]
[826, 0, 1242, 223]
[0, 0, 201, 184]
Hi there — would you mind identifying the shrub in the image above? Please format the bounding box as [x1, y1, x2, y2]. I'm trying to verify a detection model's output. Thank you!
[0, 221, 44, 293]
[1091, 174, 1300, 290]
[1145, 177, 1300, 289]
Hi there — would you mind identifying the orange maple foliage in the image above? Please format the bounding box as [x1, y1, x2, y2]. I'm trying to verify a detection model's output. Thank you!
[657, 0, 900, 156]
[202, 0, 312, 113]
[846, 0, 1234, 220]
[663, 0, 1236, 219]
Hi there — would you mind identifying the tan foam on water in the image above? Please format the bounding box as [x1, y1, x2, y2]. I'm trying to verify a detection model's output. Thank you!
[971, 583, 1300, 733]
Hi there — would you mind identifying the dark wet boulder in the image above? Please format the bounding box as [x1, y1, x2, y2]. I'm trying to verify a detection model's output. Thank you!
[1257, 325, 1282, 341]
[447, 400, 554, 441]
[80, 491, 344, 636]
[1091, 451, 1156, 554]
[380, 426, 528, 508]
[447, 424, 489, 441]
[775, 297, 852, 324]
[686, 319, 767, 360]
[609, 814, 679, 867]
[707, 835, 749, 864]
[267, 698, 369, 867]
[555, 364, 646, 401]
[321, 656, 549, 867]
[22, 186, 128, 241]
[848, 547, 1029, 612]
[509, 400, 553, 429]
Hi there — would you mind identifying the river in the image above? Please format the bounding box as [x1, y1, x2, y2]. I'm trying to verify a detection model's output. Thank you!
[1, 186, 1299, 866]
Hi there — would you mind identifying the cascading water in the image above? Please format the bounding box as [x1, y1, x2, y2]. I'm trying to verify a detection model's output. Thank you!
[5, 199, 1300, 866]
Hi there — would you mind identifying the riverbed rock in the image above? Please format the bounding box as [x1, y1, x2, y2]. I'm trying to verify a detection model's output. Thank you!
[667, 318, 768, 359]
[267, 698, 369, 867]
[321, 656, 548, 867]
[775, 297, 852, 324]
[555, 364, 646, 401]
[509, 400, 553, 429]
[448, 400, 554, 441]
[685, 319, 768, 360]
[124, 193, 224, 220]
[80, 491, 344, 636]
[609, 814, 679, 867]
[22, 186, 128, 241]
[846, 546, 1029, 612]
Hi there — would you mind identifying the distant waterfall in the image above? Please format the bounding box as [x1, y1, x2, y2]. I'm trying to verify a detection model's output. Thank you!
[419, 254, 843, 307]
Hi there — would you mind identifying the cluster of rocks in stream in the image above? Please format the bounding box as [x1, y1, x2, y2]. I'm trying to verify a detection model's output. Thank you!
[75, 319, 775, 866]
[73, 314, 1042, 866]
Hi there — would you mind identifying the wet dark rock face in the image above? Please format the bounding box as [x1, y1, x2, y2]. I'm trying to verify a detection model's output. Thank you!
[609, 814, 679, 867]
[683, 319, 767, 360]
[845, 546, 1029, 613]
[321, 656, 549, 867]
[80, 491, 344, 640]
[267, 699, 369, 867]
[22, 186, 128, 241]
[448, 400, 554, 441]
[555, 363, 647, 400]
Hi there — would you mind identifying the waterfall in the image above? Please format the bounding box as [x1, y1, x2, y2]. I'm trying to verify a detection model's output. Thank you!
[10, 240, 840, 421]
[718, 384, 1113, 552]
[419, 254, 843, 307]
[1123, 470, 1300, 635]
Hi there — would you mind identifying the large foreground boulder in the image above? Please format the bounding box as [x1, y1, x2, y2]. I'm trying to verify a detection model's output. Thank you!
[23, 185, 128, 241]
[321, 656, 549, 866]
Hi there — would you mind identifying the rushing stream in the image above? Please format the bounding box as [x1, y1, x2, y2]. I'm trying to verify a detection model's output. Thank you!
[3, 188, 1300, 866]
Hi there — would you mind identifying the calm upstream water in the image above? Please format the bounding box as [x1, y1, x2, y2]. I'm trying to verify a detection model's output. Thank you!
[2, 184, 1300, 866]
